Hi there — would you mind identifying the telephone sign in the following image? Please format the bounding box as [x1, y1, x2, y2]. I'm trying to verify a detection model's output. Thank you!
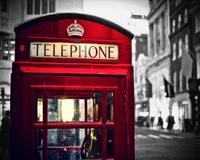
[30, 42, 119, 60]
[11, 13, 135, 160]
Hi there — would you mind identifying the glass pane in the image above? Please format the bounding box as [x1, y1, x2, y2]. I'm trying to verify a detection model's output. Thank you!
[107, 128, 114, 158]
[48, 150, 80, 160]
[36, 129, 43, 160]
[27, 0, 33, 14]
[47, 92, 102, 122]
[49, 0, 55, 13]
[36, 150, 43, 160]
[35, 0, 40, 14]
[106, 92, 114, 122]
[48, 128, 78, 146]
[10, 40, 15, 55]
[36, 129, 43, 148]
[47, 128, 102, 159]
[90, 92, 102, 122]
[2, 39, 9, 60]
[37, 98, 43, 122]
[48, 99, 58, 121]
[83, 128, 102, 158]
[1, 0, 7, 13]
[42, 0, 47, 14]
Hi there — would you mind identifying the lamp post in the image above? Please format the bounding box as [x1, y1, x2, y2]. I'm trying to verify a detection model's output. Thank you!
[1, 87, 5, 118]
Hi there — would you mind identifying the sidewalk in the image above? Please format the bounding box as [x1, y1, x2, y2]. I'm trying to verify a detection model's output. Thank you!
[136, 125, 200, 139]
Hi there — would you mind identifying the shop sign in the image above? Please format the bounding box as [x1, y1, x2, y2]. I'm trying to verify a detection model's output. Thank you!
[30, 42, 118, 60]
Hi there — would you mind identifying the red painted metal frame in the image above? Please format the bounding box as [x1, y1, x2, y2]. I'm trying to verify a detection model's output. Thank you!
[27, 76, 125, 160]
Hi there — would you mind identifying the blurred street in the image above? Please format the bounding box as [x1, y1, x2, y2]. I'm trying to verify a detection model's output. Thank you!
[1, 126, 200, 160]
[135, 126, 200, 160]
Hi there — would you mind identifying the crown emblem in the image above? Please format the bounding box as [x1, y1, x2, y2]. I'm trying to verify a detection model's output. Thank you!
[67, 20, 84, 37]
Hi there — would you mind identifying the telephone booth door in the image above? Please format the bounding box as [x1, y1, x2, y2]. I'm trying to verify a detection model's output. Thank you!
[22, 75, 126, 160]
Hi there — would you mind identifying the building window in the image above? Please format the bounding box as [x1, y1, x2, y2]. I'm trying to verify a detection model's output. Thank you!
[184, 9, 188, 24]
[196, 49, 200, 79]
[0, 39, 15, 61]
[161, 12, 166, 50]
[155, 18, 160, 54]
[150, 24, 154, 57]
[172, 19, 176, 33]
[178, 39, 182, 58]
[178, 14, 181, 29]
[179, 70, 182, 91]
[173, 71, 177, 93]
[27, 0, 55, 15]
[195, 13, 200, 33]
[27, 0, 33, 14]
[42, 0, 47, 14]
[35, 0, 40, 14]
[172, 42, 176, 61]
[1, 0, 8, 13]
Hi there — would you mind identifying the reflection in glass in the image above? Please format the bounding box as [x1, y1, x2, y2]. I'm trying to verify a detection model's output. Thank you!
[106, 92, 114, 122]
[37, 98, 43, 122]
[36, 150, 42, 160]
[107, 128, 114, 158]
[37, 129, 43, 148]
[48, 150, 79, 160]
[36, 129, 43, 160]
[47, 98, 85, 122]
[48, 99, 58, 121]
[45, 92, 102, 122]
[81, 128, 102, 159]
[48, 128, 80, 147]
[46, 128, 102, 159]
[93, 92, 102, 122]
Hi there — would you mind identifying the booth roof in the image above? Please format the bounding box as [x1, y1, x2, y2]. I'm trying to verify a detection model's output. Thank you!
[14, 12, 134, 39]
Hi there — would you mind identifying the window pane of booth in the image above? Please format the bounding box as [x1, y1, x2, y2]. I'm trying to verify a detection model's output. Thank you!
[48, 128, 81, 146]
[36, 129, 43, 160]
[37, 98, 43, 122]
[46, 92, 102, 122]
[36, 129, 43, 148]
[36, 150, 43, 160]
[107, 128, 114, 158]
[47, 128, 102, 159]
[106, 92, 114, 122]
[47, 150, 80, 160]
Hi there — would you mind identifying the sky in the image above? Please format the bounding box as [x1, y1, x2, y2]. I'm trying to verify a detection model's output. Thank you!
[83, 0, 150, 30]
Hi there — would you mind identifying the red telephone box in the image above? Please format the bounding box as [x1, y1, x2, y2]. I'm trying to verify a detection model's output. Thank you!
[11, 13, 134, 160]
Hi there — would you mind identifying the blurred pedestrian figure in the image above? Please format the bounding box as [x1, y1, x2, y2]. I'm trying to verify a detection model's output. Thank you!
[166, 115, 175, 131]
[137, 116, 144, 127]
[150, 116, 155, 128]
[0, 110, 10, 159]
[157, 116, 163, 129]
[179, 115, 185, 132]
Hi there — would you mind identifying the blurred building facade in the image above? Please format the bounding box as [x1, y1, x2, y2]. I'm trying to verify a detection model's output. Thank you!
[169, 0, 200, 132]
[128, 14, 149, 123]
[0, 0, 83, 124]
[190, 0, 200, 133]
[169, 0, 192, 131]
[145, 0, 200, 132]
[134, 34, 149, 122]
[147, 0, 171, 129]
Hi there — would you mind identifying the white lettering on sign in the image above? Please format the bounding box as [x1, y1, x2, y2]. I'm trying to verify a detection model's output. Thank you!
[30, 42, 119, 60]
